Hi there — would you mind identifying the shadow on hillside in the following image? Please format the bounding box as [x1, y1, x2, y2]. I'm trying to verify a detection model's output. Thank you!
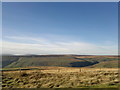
[70, 61, 98, 67]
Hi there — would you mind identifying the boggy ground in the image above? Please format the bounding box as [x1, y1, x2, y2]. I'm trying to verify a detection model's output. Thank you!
[2, 67, 120, 88]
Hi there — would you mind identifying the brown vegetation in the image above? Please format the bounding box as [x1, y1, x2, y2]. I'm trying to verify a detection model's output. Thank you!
[2, 67, 119, 88]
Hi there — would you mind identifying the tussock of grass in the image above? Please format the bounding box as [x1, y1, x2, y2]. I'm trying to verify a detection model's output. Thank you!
[2, 67, 119, 88]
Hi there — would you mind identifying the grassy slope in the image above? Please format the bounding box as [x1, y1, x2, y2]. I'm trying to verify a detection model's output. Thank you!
[5, 56, 97, 68]
[2, 55, 119, 68]
[88, 60, 118, 68]
[2, 67, 119, 88]
[2, 56, 19, 68]
[75, 56, 118, 68]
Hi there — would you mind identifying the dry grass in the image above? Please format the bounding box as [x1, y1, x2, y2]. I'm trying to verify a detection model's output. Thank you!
[2, 67, 119, 88]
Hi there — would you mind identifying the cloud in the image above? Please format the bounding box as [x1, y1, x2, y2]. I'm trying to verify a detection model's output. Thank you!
[4, 36, 47, 44]
[2, 36, 118, 55]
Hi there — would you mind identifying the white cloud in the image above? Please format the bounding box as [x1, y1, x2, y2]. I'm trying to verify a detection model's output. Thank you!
[2, 36, 118, 55]
[4, 36, 47, 43]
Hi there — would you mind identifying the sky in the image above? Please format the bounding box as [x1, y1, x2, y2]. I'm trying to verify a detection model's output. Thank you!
[2, 2, 118, 55]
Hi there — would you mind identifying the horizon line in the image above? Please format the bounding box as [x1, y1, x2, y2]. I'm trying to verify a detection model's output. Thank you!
[1, 54, 119, 56]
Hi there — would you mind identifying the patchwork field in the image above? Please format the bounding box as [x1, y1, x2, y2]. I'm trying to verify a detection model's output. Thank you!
[2, 67, 119, 88]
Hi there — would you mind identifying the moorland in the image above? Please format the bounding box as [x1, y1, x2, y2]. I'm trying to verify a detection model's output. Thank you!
[1, 55, 119, 88]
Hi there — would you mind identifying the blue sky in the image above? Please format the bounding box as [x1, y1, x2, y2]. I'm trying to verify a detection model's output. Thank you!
[2, 2, 118, 55]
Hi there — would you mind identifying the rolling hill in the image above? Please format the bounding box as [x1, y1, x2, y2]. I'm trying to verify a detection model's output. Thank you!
[2, 55, 119, 68]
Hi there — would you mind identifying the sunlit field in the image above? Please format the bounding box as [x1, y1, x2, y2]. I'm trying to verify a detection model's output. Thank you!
[2, 67, 119, 88]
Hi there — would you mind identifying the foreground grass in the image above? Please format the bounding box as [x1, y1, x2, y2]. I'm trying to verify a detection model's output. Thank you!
[2, 67, 119, 88]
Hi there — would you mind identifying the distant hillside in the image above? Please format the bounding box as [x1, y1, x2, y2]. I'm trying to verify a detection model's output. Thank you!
[88, 60, 118, 68]
[2, 55, 118, 68]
